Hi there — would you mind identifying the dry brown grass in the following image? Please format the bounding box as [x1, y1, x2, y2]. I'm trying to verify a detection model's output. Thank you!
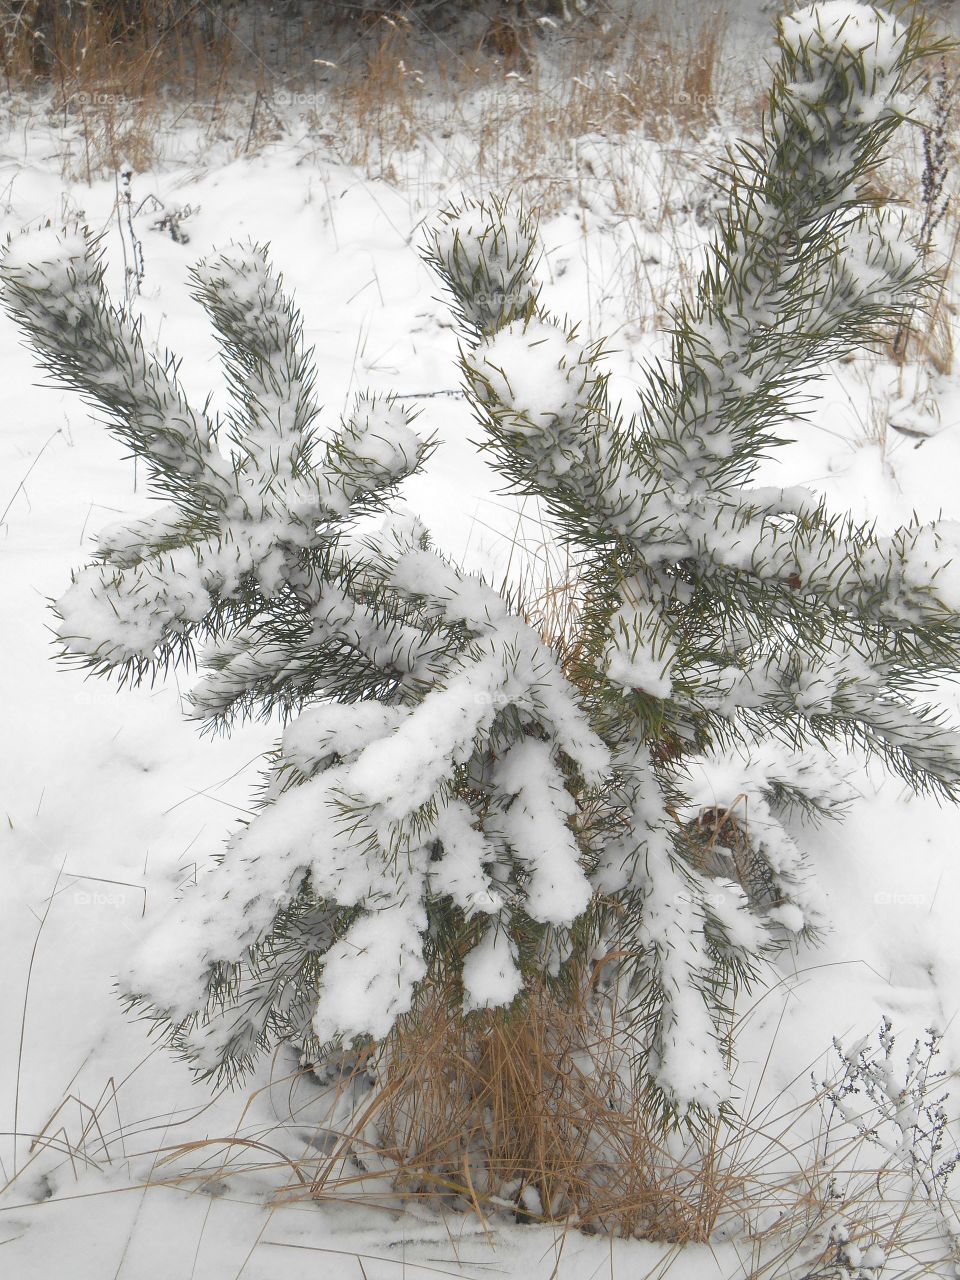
[894, 212, 960, 379]
[0, 0, 241, 176]
[305, 977, 746, 1240]
[0, 2, 229, 96]
[297, 6, 741, 212]
[9, 980, 959, 1280]
[0, 0, 745, 219]
[241, 985, 960, 1280]
[323, 12, 445, 181]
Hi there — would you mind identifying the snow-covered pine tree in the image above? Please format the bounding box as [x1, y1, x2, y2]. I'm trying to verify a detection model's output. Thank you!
[421, 1, 960, 1109]
[4, 1, 960, 1119]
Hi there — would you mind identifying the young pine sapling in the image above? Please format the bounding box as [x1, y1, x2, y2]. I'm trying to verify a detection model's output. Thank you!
[4, 2, 960, 1119]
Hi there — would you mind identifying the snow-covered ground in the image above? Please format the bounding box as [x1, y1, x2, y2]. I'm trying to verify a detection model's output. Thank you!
[4, 8, 960, 1275]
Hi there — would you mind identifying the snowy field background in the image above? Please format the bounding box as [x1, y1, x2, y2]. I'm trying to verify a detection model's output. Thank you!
[4, 2, 960, 1275]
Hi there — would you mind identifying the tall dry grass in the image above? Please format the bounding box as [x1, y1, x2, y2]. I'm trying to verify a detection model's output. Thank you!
[7, 976, 958, 1280]
[0, 2, 742, 194]
[302, 977, 745, 1241]
[319, 6, 742, 201]
[161, 991, 957, 1280]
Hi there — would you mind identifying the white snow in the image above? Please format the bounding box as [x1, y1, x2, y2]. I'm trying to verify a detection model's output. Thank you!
[471, 319, 592, 436]
[781, 3, 906, 86]
[4, 3, 960, 1274]
[2, 226, 88, 274]
[603, 576, 679, 698]
[461, 923, 524, 1011]
[310, 857, 430, 1043]
[490, 737, 593, 926]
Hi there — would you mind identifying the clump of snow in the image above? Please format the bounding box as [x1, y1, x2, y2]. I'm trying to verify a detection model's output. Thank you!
[428, 199, 538, 332]
[311, 871, 429, 1043]
[634, 815, 735, 1110]
[347, 664, 503, 820]
[781, 2, 906, 84]
[335, 394, 424, 493]
[490, 738, 593, 926]
[431, 204, 535, 288]
[603, 577, 678, 699]
[281, 702, 408, 773]
[465, 318, 597, 478]
[900, 521, 960, 614]
[679, 740, 852, 933]
[58, 552, 214, 664]
[780, 2, 908, 133]
[2, 226, 89, 276]
[95, 504, 186, 565]
[461, 924, 523, 1011]
[428, 797, 504, 916]
[469, 319, 592, 435]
